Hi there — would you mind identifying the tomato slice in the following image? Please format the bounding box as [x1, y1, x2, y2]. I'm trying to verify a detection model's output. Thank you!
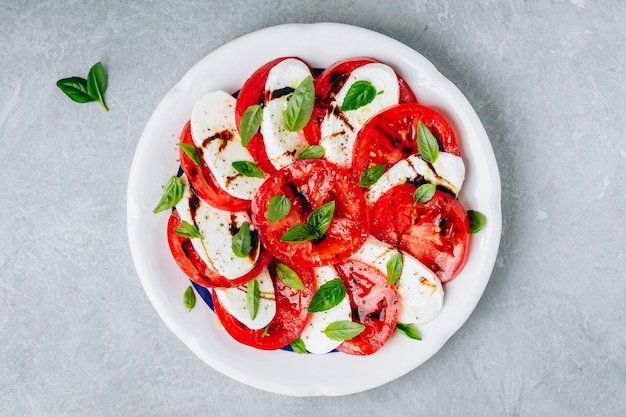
[212, 261, 314, 350]
[167, 209, 272, 288]
[351, 103, 460, 181]
[370, 184, 470, 283]
[334, 260, 399, 355]
[303, 57, 417, 145]
[178, 121, 251, 212]
[251, 159, 369, 267]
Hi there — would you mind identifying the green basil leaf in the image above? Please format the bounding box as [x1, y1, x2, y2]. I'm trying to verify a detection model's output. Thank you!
[413, 183, 436, 203]
[275, 263, 306, 291]
[174, 220, 203, 239]
[396, 322, 422, 340]
[307, 200, 335, 237]
[358, 164, 386, 187]
[289, 337, 308, 354]
[283, 75, 315, 132]
[467, 210, 486, 234]
[267, 195, 291, 222]
[232, 222, 252, 257]
[86, 61, 109, 112]
[386, 252, 403, 285]
[308, 278, 347, 312]
[56, 77, 96, 104]
[280, 224, 315, 242]
[246, 278, 260, 320]
[239, 104, 263, 146]
[153, 176, 184, 214]
[177, 143, 202, 167]
[298, 145, 325, 160]
[322, 320, 365, 341]
[340, 80, 378, 112]
[417, 121, 439, 163]
[232, 160, 265, 179]
[183, 286, 196, 311]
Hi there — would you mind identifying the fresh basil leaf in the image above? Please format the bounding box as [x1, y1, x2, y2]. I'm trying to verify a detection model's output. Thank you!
[308, 278, 347, 313]
[174, 220, 203, 239]
[283, 75, 314, 132]
[396, 323, 422, 340]
[183, 286, 196, 311]
[232, 160, 265, 179]
[239, 104, 263, 146]
[417, 121, 439, 163]
[86, 61, 109, 112]
[232, 222, 252, 257]
[290, 337, 308, 354]
[153, 176, 184, 214]
[275, 263, 305, 291]
[341, 80, 378, 112]
[246, 278, 260, 320]
[322, 320, 365, 341]
[386, 252, 403, 285]
[298, 145, 325, 160]
[467, 210, 486, 234]
[267, 195, 291, 222]
[307, 200, 335, 237]
[280, 224, 315, 242]
[413, 183, 436, 203]
[358, 164, 386, 187]
[177, 143, 202, 167]
[56, 77, 96, 104]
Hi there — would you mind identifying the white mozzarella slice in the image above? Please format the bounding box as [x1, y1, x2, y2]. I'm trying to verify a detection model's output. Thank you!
[190, 90, 264, 200]
[261, 59, 311, 169]
[214, 269, 276, 330]
[365, 152, 465, 205]
[299, 266, 352, 354]
[320, 63, 400, 168]
[351, 236, 444, 324]
[176, 179, 260, 279]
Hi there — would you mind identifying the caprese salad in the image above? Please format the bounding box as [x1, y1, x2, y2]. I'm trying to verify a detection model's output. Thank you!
[153, 56, 485, 356]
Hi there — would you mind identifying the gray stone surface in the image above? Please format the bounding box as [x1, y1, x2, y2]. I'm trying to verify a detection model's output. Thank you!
[1, 0, 625, 415]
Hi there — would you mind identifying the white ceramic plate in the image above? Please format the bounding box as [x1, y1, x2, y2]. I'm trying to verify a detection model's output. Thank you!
[127, 22, 501, 396]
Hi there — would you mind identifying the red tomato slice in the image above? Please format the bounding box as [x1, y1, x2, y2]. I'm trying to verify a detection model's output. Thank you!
[167, 209, 272, 288]
[251, 159, 369, 267]
[178, 121, 251, 212]
[351, 103, 460, 181]
[334, 260, 399, 355]
[370, 184, 470, 283]
[303, 57, 417, 144]
[212, 261, 314, 350]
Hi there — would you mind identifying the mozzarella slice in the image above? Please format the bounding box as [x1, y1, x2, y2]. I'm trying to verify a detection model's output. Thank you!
[214, 269, 276, 330]
[365, 152, 465, 205]
[299, 266, 352, 354]
[351, 236, 444, 324]
[191, 90, 265, 200]
[261, 58, 311, 170]
[176, 178, 260, 279]
[320, 63, 400, 168]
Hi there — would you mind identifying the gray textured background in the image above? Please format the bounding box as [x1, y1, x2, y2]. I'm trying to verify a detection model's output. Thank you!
[1, 1, 625, 416]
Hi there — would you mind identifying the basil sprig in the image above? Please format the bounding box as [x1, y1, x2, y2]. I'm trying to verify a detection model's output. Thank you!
[322, 320, 365, 341]
[57, 62, 109, 112]
[246, 278, 260, 320]
[174, 220, 203, 239]
[281, 201, 335, 243]
[290, 338, 308, 354]
[417, 121, 439, 163]
[340, 80, 382, 112]
[232, 222, 252, 258]
[283, 75, 315, 132]
[153, 176, 184, 214]
[358, 164, 386, 187]
[467, 210, 486, 234]
[183, 286, 196, 311]
[267, 195, 291, 222]
[308, 278, 347, 312]
[239, 104, 263, 146]
[386, 253, 403, 285]
[275, 263, 305, 291]
[298, 145, 325, 160]
[232, 161, 265, 179]
[396, 323, 422, 340]
[177, 143, 202, 167]
[413, 183, 436, 203]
